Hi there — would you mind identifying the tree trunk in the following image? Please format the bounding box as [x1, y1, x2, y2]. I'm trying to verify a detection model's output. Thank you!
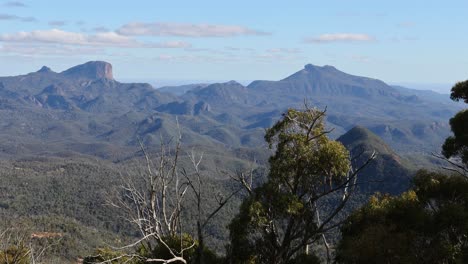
[195, 221, 204, 264]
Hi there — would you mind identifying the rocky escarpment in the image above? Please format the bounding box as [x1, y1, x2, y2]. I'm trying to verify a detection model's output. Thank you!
[61, 61, 114, 80]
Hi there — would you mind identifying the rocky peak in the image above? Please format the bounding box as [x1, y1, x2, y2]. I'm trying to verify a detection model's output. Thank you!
[225, 80, 242, 86]
[304, 64, 337, 72]
[37, 66, 53, 73]
[61, 61, 114, 80]
[337, 125, 397, 157]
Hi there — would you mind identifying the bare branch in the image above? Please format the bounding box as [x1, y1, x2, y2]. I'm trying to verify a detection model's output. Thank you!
[432, 152, 468, 178]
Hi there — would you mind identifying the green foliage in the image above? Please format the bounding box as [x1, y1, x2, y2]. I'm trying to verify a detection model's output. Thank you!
[143, 234, 221, 264]
[336, 170, 468, 264]
[450, 80, 468, 103]
[0, 244, 30, 264]
[229, 108, 350, 263]
[0, 62, 460, 263]
[83, 247, 139, 264]
[149, 234, 197, 263]
[443, 109, 468, 165]
[443, 80, 468, 166]
[0, 155, 246, 260]
[337, 126, 414, 195]
[84, 234, 222, 264]
[265, 108, 349, 187]
[288, 253, 321, 264]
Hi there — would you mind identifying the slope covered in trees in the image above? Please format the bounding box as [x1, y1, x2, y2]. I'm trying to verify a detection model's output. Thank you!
[0, 62, 466, 263]
[336, 79, 468, 264]
[0, 61, 461, 160]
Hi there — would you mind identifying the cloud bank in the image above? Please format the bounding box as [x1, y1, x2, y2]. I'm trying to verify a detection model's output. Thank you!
[0, 13, 36, 22]
[117, 22, 271, 37]
[3, 1, 26, 7]
[0, 29, 191, 48]
[305, 33, 375, 43]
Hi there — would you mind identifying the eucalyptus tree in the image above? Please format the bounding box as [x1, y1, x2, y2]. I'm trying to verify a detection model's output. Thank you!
[442, 80, 468, 176]
[228, 107, 374, 264]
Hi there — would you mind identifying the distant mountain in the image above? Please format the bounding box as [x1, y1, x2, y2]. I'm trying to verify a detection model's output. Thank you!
[155, 100, 211, 115]
[183, 81, 254, 106]
[0, 61, 460, 160]
[0, 61, 270, 159]
[0, 61, 187, 158]
[391, 85, 454, 103]
[245, 64, 460, 119]
[158, 83, 210, 96]
[249, 64, 398, 98]
[0, 61, 452, 261]
[337, 126, 413, 195]
[0, 62, 454, 260]
[62, 61, 114, 80]
[182, 64, 460, 154]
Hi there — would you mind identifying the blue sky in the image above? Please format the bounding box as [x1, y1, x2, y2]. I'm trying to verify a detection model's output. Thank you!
[0, 0, 467, 91]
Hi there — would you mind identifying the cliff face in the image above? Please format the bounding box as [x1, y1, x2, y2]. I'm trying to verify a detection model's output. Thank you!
[61, 61, 114, 80]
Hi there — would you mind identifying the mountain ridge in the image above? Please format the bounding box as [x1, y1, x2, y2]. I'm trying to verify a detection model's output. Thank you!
[337, 126, 413, 194]
[0, 61, 461, 159]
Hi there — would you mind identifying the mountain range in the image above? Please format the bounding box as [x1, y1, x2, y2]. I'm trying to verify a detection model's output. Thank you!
[160, 63, 461, 154]
[0, 61, 460, 160]
[0, 61, 459, 260]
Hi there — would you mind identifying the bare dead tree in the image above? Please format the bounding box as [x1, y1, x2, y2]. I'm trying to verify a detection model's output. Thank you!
[107, 123, 195, 263]
[229, 160, 257, 196]
[103, 118, 239, 264]
[181, 149, 241, 264]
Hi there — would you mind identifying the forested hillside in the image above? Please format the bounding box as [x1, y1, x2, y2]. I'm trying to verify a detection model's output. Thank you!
[0, 62, 465, 263]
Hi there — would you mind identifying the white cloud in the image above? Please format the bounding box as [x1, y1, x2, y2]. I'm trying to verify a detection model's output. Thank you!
[0, 14, 16, 20]
[48, 20, 67, 27]
[223, 47, 255, 52]
[305, 33, 375, 43]
[0, 29, 103, 45]
[0, 13, 36, 22]
[153, 54, 240, 63]
[184, 47, 235, 56]
[0, 43, 103, 56]
[397, 21, 415, 28]
[87, 31, 139, 46]
[389, 36, 419, 42]
[0, 29, 191, 48]
[252, 50, 302, 63]
[225, 46, 241, 51]
[149, 41, 191, 48]
[350, 55, 371, 63]
[3, 1, 26, 7]
[117, 22, 271, 37]
[92, 26, 110, 32]
[266, 48, 301, 54]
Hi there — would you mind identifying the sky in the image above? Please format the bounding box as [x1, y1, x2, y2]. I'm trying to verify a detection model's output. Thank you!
[0, 0, 467, 92]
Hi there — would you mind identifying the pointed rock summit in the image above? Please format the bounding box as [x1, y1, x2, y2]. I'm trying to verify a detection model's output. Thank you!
[338, 125, 381, 145]
[61, 61, 114, 80]
[37, 66, 53, 73]
[337, 126, 412, 194]
[337, 125, 396, 156]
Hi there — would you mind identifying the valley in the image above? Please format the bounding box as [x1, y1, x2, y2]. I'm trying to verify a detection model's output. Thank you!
[0, 61, 460, 261]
